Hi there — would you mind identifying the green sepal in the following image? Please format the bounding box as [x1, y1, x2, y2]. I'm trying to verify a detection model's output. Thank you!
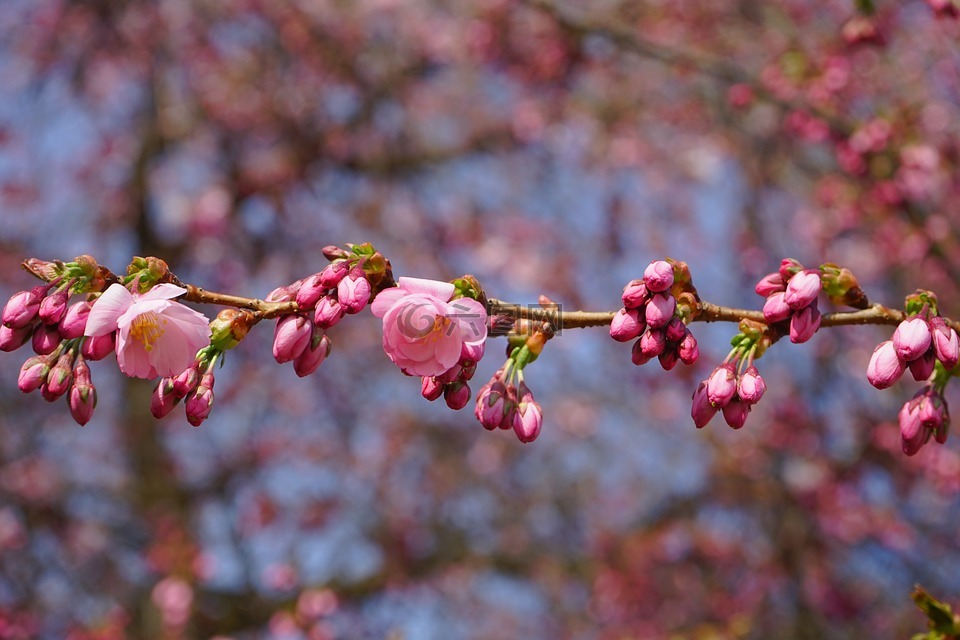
[905, 290, 938, 317]
[451, 275, 487, 307]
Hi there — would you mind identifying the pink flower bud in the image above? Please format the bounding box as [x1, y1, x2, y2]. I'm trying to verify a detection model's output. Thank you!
[639, 328, 666, 358]
[665, 317, 686, 343]
[38, 289, 69, 325]
[621, 280, 648, 309]
[932, 396, 951, 444]
[322, 246, 349, 261]
[44, 351, 75, 401]
[272, 315, 312, 363]
[2, 287, 44, 329]
[722, 398, 749, 430]
[294, 330, 332, 378]
[706, 363, 737, 408]
[422, 376, 444, 401]
[460, 341, 485, 364]
[867, 340, 905, 389]
[459, 360, 477, 381]
[313, 295, 345, 329]
[444, 381, 471, 410]
[609, 308, 644, 342]
[151, 378, 180, 419]
[68, 358, 96, 426]
[31, 324, 61, 355]
[930, 317, 959, 370]
[476, 381, 508, 430]
[173, 365, 200, 398]
[779, 258, 803, 281]
[755, 272, 785, 297]
[59, 301, 92, 339]
[643, 260, 674, 293]
[691, 381, 718, 428]
[899, 398, 930, 456]
[266, 281, 302, 303]
[789, 304, 821, 343]
[892, 317, 932, 362]
[783, 270, 821, 310]
[337, 269, 371, 314]
[631, 339, 652, 366]
[658, 349, 678, 371]
[645, 293, 676, 330]
[677, 330, 699, 365]
[909, 349, 936, 382]
[513, 398, 543, 443]
[762, 292, 792, 323]
[18, 356, 49, 393]
[918, 392, 947, 432]
[0, 324, 32, 352]
[437, 364, 462, 384]
[737, 366, 766, 405]
[81, 332, 115, 361]
[319, 261, 349, 288]
[185, 373, 215, 427]
[295, 273, 326, 310]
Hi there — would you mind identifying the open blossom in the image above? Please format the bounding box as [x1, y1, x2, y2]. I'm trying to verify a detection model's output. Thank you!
[85, 283, 211, 379]
[372, 277, 487, 377]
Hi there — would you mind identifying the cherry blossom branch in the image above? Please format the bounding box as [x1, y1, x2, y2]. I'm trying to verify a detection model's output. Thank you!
[5, 251, 959, 456]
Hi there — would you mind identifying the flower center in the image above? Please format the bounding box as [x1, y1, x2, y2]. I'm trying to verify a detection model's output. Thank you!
[421, 314, 451, 343]
[130, 311, 167, 352]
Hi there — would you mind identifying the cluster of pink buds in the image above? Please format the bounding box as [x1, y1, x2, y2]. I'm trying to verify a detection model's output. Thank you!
[151, 349, 218, 427]
[867, 303, 959, 390]
[899, 385, 950, 456]
[691, 321, 768, 430]
[421, 340, 483, 410]
[18, 348, 98, 425]
[611, 260, 699, 370]
[865, 291, 958, 455]
[268, 244, 389, 377]
[757, 259, 822, 344]
[2, 257, 117, 425]
[474, 325, 546, 443]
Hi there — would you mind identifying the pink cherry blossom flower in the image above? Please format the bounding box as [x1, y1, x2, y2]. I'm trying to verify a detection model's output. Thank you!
[372, 277, 487, 377]
[85, 283, 211, 379]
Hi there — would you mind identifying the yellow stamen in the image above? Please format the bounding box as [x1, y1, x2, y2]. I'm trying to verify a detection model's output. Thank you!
[130, 311, 167, 352]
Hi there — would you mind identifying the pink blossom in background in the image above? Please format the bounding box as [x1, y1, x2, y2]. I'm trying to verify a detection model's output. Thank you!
[372, 277, 487, 377]
[85, 283, 211, 379]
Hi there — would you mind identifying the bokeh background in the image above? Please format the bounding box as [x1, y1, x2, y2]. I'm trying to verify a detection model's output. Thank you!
[2, 0, 960, 638]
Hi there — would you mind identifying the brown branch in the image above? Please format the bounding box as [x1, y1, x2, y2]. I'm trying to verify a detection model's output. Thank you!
[174, 287, 948, 335]
[180, 285, 297, 320]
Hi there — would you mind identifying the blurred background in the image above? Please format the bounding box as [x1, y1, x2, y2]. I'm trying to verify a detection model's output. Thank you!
[1, 0, 960, 638]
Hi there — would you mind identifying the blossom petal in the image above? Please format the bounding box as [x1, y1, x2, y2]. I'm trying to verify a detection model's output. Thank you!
[138, 283, 187, 302]
[116, 327, 158, 379]
[371, 288, 406, 319]
[397, 277, 455, 302]
[447, 298, 487, 345]
[85, 284, 134, 337]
